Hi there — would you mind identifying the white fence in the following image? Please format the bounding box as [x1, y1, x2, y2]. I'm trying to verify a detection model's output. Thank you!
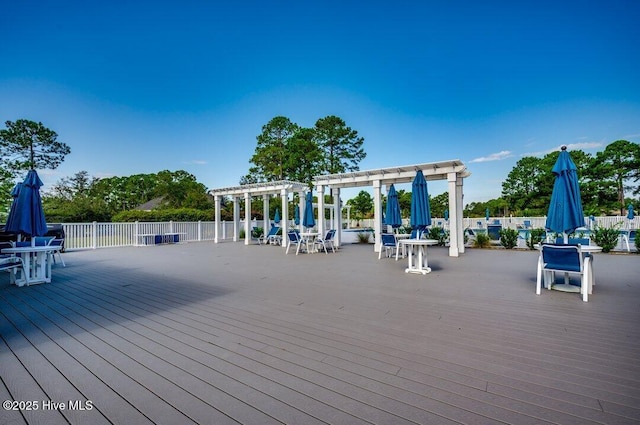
[62, 220, 266, 251]
[356, 216, 639, 231]
[61, 216, 638, 251]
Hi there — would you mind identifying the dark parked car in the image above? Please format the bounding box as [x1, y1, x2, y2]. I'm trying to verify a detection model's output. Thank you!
[0, 223, 66, 251]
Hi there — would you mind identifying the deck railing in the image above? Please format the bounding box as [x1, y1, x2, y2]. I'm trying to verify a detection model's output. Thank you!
[60, 216, 638, 251]
[357, 215, 639, 231]
[61, 220, 268, 251]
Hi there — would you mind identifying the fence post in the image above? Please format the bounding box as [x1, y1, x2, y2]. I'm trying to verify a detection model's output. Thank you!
[222, 220, 226, 240]
[198, 221, 202, 241]
[92, 221, 97, 249]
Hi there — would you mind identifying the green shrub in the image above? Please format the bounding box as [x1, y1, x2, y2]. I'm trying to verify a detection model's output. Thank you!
[426, 226, 449, 246]
[112, 208, 213, 222]
[526, 228, 546, 250]
[592, 223, 621, 253]
[499, 228, 519, 249]
[473, 233, 492, 248]
[251, 227, 264, 238]
[357, 232, 371, 243]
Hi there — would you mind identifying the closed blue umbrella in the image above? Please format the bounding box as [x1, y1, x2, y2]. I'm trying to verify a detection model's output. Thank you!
[545, 146, 585, 240]
[410, 170, 431, 236]
[5, 182, 22, 232]
[385, 184, 402, 229]
[485, 208, 490, 222]
[303, 191, 315, 229]
[273, 208, 280, 224]
[294, 205, 300, 225]
[444, 209, 449, 221]
[628, 204, 634, 220]
[5, 170, 48, 238]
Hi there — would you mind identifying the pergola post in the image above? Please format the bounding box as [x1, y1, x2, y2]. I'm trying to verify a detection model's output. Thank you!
[317, 185, 325, 237]
[298, 191, 305, 232]
[373, 179, 382, 252]
[262, 194, 270, 235]
[281, 189, 289, 249]
[448, 172, 464, 257]
[334, 187, 341, 247]
[214, 195, 221, 243]
[232, 196, 239, 242]
[244, 192, 251, 245]
[456, 174, 465, 254]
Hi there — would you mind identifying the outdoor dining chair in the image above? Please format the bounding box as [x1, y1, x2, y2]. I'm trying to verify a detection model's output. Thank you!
[33, 236, 54, 246]
[0, 242, 15, 262]
[378, 233, 397, 259]
[536, 243, 593, 302]
[49, 239, 66, 267]
[0, 255, 26, 284]
[315, 229, 336, 254]
[285, 230, 304, 255]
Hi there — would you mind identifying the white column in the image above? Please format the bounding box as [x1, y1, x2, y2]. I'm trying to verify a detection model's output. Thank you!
[263, 194, 270, 235]
[448, 172, 464, 257]
[281, 189, 289, 249]
[233, 196, 240, 242]
[214, 195, 221, 243]
[298, 191, 305, 232]
[334, 187, 342, 247]
[244, 193, 251, 245]
[317, 185, 325, 237]
[373, 180, 382, 252]
[456, 174, 465, 254]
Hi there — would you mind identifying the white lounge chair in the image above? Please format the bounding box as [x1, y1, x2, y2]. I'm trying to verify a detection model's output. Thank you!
[263, 226, 282, 245]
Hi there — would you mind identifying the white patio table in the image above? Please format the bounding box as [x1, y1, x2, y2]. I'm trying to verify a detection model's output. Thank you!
[398, 238, 438, 274]
[299, 232, 319, 253]
[1, 245, 62, 286]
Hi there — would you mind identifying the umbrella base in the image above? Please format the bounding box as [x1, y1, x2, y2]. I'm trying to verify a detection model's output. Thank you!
[405, 267, 432, 275]
[551, 283, 581, 293]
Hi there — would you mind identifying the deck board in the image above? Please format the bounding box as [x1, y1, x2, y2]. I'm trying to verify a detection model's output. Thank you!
[1, 242, 639, 424]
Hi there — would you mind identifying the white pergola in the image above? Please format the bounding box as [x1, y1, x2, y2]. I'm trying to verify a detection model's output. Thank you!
[313, 160, 470, 257]
[209, 180, 309, 249]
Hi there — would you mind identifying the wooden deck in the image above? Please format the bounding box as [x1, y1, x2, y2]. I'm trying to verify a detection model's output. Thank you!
[1, 242, 639, 425]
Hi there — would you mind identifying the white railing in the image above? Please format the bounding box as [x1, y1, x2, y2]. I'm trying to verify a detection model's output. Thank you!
[61, 216, 638, 251]
[354, 216, 639, 231]
[61, 220, 272, 251]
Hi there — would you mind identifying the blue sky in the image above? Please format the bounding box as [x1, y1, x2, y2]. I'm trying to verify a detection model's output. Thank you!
[2, 1, 639, 204]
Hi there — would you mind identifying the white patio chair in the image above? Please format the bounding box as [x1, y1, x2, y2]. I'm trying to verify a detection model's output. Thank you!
[33, 236, 54, 246]
[536, 243, 593, 302]
[315, 229, 336, 254]
[285, 230, 304, 255]
[49, 239, 66, 267]
[0, 255, 26, 285]
[378, 233, 397, 259]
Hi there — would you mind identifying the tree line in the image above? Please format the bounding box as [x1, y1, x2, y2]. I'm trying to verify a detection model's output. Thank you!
[43, 170, 212, 222]
[499, 140, 639, 216]
[2, 118, 638, 223]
